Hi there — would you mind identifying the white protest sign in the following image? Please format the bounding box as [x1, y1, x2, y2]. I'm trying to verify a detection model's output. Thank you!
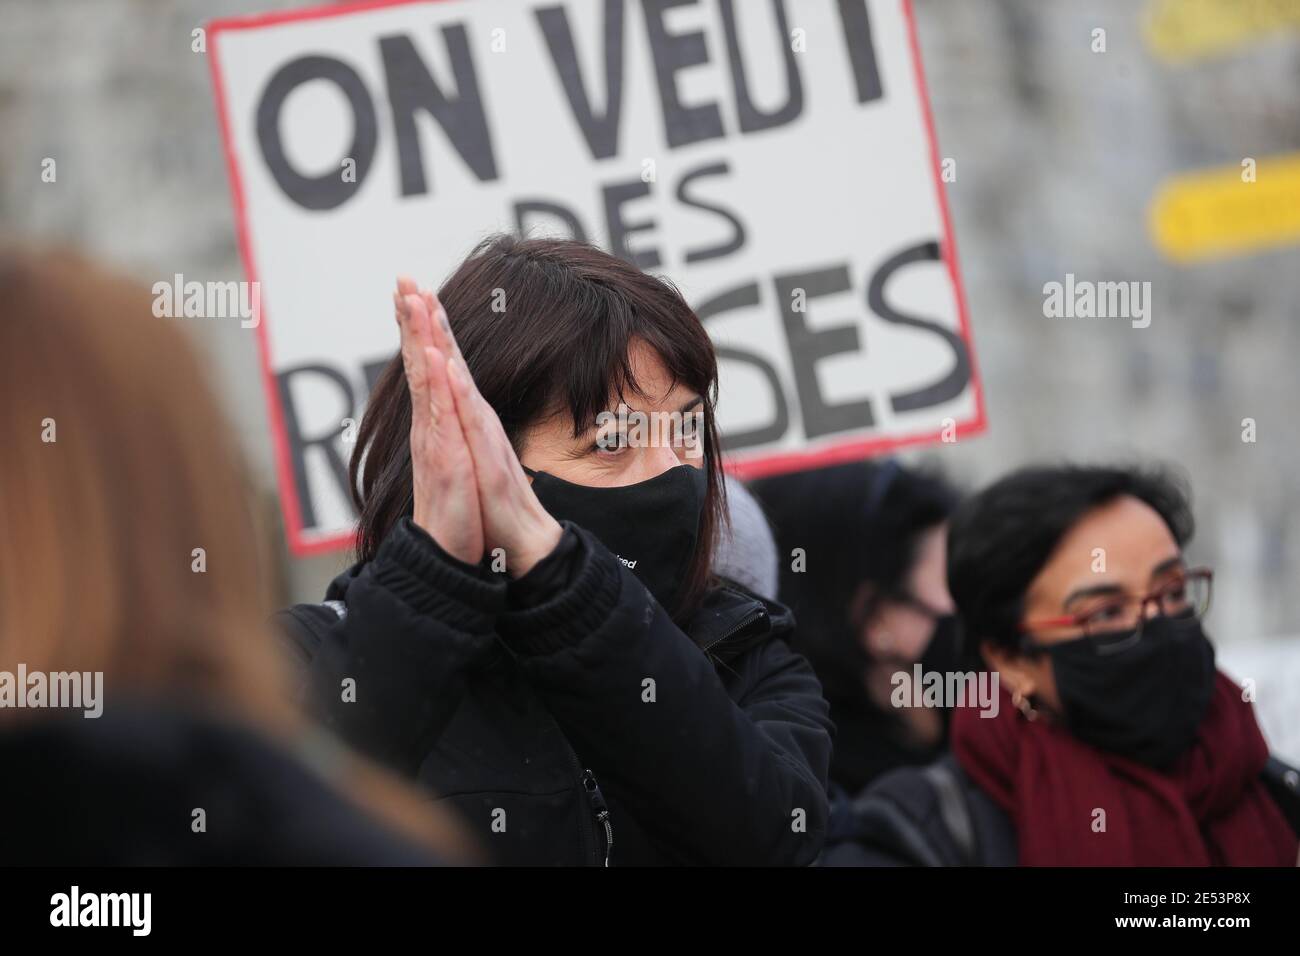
[209, 0, 983, 555]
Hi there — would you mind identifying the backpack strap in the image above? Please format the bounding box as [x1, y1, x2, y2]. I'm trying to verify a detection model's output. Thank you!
[922, 760, 977, 864]
[847, 789, 947, 867]
[1262, 755, 1300, 838]
[843, 760, 975, 867]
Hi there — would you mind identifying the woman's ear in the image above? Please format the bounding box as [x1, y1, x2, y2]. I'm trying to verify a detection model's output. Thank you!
[982, 641, 1037, 699]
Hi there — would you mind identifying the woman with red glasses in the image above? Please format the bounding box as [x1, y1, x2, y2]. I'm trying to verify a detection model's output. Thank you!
[824, 464, 1299, 866]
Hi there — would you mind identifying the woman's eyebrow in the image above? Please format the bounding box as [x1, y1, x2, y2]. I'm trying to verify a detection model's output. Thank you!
[1148, 556, 1186, 581]
[578, 395, 700, 433]
[1063, 583, 1125, 608]
[1062, 557, 1187, 607]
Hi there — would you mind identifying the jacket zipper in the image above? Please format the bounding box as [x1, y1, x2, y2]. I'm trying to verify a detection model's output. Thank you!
[582, 769, 614, 867]
[547, 603, 765, 866]
[702, 607, 766, 655]
[502, 652, 607, 866]
[549, 706, 605, 866]
[558, 743, 598, 865]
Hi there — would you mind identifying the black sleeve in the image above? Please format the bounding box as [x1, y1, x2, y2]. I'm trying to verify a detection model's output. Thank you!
[496, 525, 833, 866]
[505, 525, 583, 609]
[275, 517, 505, 777]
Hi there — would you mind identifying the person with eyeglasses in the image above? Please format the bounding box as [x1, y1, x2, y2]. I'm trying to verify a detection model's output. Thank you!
[824, 464, 1299, 866]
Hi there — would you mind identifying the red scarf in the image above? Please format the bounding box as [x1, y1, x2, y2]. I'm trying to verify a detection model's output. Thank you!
[951, 671, 1297, 866]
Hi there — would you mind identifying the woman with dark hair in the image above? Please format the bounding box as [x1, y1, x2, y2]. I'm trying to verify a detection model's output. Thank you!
[751, 461, 962, 855]
[833, 464, 1300, 866]
[278, 236, 833, 866]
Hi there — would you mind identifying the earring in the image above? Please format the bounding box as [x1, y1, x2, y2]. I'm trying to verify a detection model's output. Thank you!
[1012, 690, 1039, 722]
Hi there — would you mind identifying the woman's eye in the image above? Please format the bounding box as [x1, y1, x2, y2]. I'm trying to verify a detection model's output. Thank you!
[1161, 582, 1189, 608]
[1086, 602, 1128, 623]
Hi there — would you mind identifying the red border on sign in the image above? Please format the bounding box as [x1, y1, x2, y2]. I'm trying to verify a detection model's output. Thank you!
[208, 0, 443, 557]
[207, 0, 985, 555]
[727, 0, 986, 481]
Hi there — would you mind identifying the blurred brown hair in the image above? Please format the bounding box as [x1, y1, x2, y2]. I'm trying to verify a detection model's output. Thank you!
[0, 248, 285, 710]
[0, 247, 475, 860]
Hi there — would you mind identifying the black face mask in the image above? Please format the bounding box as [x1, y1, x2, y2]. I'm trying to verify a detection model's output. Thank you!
[919, 614, 964, 681]
[1045, 613, 1217, 769]
[526, 464, 707, 615]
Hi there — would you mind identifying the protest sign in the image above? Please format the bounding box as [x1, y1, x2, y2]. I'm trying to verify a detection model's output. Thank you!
[209, 0, 983, 553]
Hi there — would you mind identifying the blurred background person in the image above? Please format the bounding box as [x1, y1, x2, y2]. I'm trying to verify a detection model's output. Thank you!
[0, 249, 475, 865]
[829, 464, 1300, 866]
[754, 460, 963, 794]
[712, 475, 781, 601]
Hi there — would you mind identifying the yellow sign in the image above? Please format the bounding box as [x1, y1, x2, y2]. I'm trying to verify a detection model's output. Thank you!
[1149, 154, 1300, 262]
[1144, 0, 1300, 62]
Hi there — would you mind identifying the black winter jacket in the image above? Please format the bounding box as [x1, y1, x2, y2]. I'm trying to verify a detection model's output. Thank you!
[819, 754, 1015, 866]
[0, 700, 443, 865]
[277, 517, 833, 866]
